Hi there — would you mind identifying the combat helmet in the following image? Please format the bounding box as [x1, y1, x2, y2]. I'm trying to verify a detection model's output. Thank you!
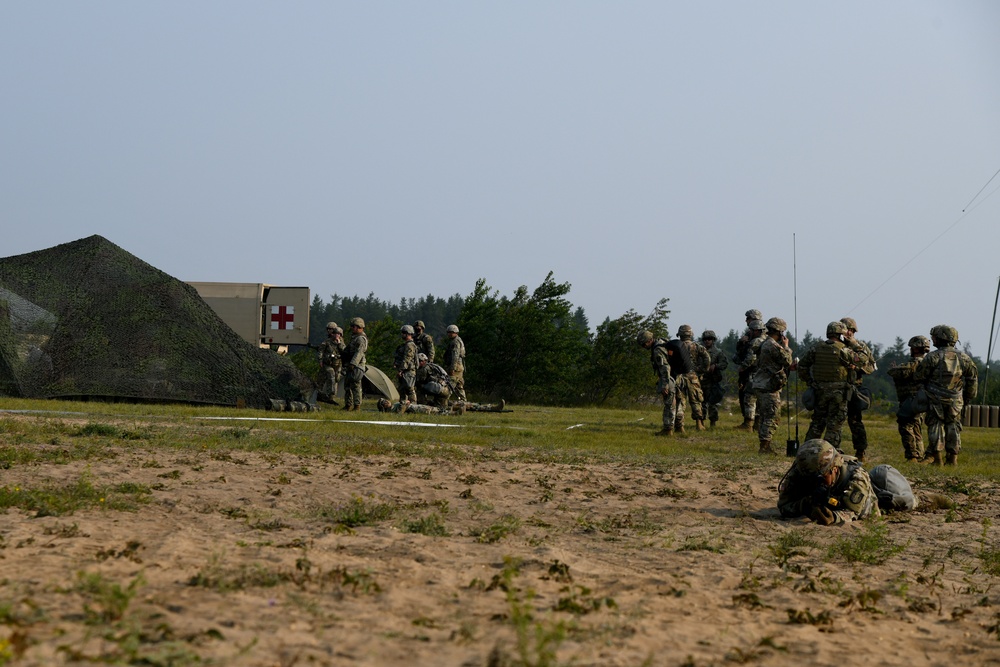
[636, 330, 655, 346]
[701, 330, 717, 342]
[748, 319, 764, 331]
[930, 325, 958, 345]
[413, 320, 425, 329]
[417, 353, 428, 363]
[677, 324, 694, 340]
[745, 309, 762, 321]
[826, 321, 848, 338]
[400, 324, 415, 335]
[907, 335, 931, 351]
[446, 324, 459, 333]
[377, 398, 393, 412]
[765, 317, 787, 333]
[350, 317, 365, 329]
[795, 439, 842, 475]
[325, 321, 339, 330]
[840, 317, 858, 332]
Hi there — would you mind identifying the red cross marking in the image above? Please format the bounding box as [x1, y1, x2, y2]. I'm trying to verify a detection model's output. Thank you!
[270, 305, 295, 330]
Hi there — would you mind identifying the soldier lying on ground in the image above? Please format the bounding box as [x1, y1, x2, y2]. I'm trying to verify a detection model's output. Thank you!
[778, 439, 952, 526]
[376, 398, 506, 415]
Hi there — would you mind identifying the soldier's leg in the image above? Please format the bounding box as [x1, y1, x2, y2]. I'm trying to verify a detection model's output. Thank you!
[944, 401, 963, 463]
[688, 376, 705, 421]
[846, 403, 868, 458]
[756, 392, 778, 453]
[924, 402, 944, 458]
[660, 389, 677, 435]
[913, 414, 925, 459]
[805, 392, 827, 441]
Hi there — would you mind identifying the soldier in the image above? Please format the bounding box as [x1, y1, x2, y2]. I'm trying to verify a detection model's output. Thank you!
[797, 321, 857, 452]
[734, 318, 767, 430]
[413, 320, 435, 363]
[734, 309, 764, 429]
[699, 330, 729, 428]
[675, 325, 711, 431]
[840, 317, 876, 462]
[316, 322, 345, 405]
[637, 330, 677, 436]
[777, 439, 880, 525]
[342, 317, 368, 412]
[394, 324, 419, 404]
[443, 324, 467, 401]
[750, 317, 793, 454]
[416, 353, 453, 407]
[377, 398, 505, 415]
[887, 335, 931, 462]
[913, 325, 978, 466]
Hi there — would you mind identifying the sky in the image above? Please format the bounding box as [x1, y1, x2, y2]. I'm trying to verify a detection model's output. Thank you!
[3, 2, 1000, 359]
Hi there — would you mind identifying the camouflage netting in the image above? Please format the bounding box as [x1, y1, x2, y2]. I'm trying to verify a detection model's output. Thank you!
[0, 235, 314, 408]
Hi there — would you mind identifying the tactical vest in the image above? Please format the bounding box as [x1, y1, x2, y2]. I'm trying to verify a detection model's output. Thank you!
[932, 349, 965, 392]
[810, 340, 849, 383]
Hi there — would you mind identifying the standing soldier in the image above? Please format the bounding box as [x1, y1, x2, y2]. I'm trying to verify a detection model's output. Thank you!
[317, 322, 345, 405]
[443, 324, 467, 401]
[343, 317, 368, 412]
[699, 330, 728, 428]
[734, 317, 767, 430]
[637, 330, 677, 436]
[840, 317, 876, 462]
[888, 335, 931, 462]
[797, 321, 857, 452]
[394, 325, 419, 404]
[913, 325, 978, 466]
[413, 320, 435, 363]
[676, 325, 710, 431]
[750, 317, 793, 454]
[734, 309, 762, 427]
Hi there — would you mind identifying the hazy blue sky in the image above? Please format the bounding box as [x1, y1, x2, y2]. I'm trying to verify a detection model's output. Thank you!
[3, 2, 999, 358]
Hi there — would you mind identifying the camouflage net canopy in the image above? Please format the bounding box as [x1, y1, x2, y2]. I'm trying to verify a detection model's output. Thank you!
[0, 235, 313, 408]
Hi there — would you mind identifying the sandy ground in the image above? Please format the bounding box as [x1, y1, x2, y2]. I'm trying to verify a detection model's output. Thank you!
[1, 425, 1000, 666]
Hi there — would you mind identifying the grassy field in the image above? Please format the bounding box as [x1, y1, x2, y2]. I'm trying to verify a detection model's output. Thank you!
[0, 397, 998, 666]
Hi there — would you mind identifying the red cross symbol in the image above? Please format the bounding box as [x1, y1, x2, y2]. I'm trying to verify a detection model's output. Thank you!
[270, 305, 295, 330]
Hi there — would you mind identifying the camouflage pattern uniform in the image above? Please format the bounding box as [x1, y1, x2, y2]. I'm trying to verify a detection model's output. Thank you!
[394, 326, 419, 403]
[735, 318, 766, 429]
[416, 357, 453, 407]
[841, 317, 876, 460]
[676, 325, 710, 431]
[638, 330, 677, 435]
[317, 323, 345, 403]
[443, 325, 467, 401]
[887, 336, 929, 461]
[699, 330, 729, 426]
[778, 439, 880, 525]
[413, 321, 436, 363]
[797, 322, 856, 451]
[750, 318, 793, 453]
[378, 398, 504, 415]
[343, 318, 368, 410]
[913, 325, 978, 465]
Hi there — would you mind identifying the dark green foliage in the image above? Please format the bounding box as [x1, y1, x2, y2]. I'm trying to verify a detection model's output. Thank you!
[584, 299, 670, 404]
[308, 292, 464, 347]
[0, 236, 312, 407]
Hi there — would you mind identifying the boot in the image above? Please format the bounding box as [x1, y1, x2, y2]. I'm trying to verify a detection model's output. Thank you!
[695, 419, 706, 432]
[491, 399, 506, 413]
[735, 418, 752, 430]
[920, 451, 943, 466]
[655, 427, 673, 437]
[454, 402, 466, 415]
[709, 419, 718, 428]
[758, 439, 775, 455]
[674, 418, 685, 434]
[854, 450, 866, 464]
[945, 452, 958, 466]
[342, 404, 353, 411]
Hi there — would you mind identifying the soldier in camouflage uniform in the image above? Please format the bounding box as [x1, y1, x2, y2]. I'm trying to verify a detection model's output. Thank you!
[750, 317, 793, 454]
[377, 398, 505, 415]
[343, 317, 368, 411]
[394, 324, 419, 404]
[734, 317, 767, 430]
[913, 325, 978, 466]
[840, 317, 877, 462]
[413, 320, 436, 363]
[638, 330, 677, 436]
[699, 330, 729, 427]
[316, 322, 345, 405]
[675, 325, 711, 431]
[887, 335, 931, 462]
[797, 321, 858, 452]
[778, 439, 880, 525]
[443, 324, 467, 401]
[415, 353, 454, 407]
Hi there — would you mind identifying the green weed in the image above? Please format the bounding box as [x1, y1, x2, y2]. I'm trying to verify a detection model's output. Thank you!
[827, 520, 906, 565]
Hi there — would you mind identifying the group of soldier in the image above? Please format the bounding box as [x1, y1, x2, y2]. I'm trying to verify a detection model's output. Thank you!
[637, 308, 980, 469]
[317, 318, 504, 415]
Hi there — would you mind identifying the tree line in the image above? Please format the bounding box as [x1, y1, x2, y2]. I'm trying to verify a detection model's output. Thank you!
[297, 274, 1000, 408]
